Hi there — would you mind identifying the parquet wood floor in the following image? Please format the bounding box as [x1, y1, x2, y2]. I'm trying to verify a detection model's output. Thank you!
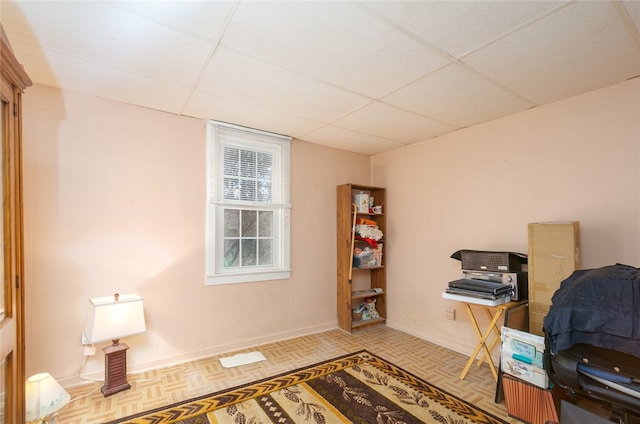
[57, 327, 519, 423]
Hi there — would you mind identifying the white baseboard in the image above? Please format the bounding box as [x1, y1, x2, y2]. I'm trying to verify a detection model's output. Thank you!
[61, 320, 500, 389]
[59, 321, 338, 388]
[385, 320, 501, 365]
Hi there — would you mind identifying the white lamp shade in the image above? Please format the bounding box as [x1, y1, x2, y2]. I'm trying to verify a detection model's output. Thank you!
[25, 373, 70, 420]
[84, 293, 146, 343]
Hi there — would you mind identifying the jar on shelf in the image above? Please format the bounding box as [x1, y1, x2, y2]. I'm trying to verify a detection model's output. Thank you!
[354, 191, 369, 213]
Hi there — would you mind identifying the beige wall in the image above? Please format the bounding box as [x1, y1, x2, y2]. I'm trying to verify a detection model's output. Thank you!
[23, 78, 639, 387]
[372, 78, 640, 355]
[22, 85, 371, 386]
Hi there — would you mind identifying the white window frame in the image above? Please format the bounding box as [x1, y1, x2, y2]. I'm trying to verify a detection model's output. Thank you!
[206, 120, 291, 285]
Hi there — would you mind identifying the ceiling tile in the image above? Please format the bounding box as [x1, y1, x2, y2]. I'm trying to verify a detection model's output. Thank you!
[195, 47, 370, 124]
[221, 1, 450, 98]
[332, 101, 457, 144]
[382, 63, 534, 128]
[4, 39, 58, 88]
[622, 1, 640, 33]
[3, 0, 639, 156]
[105, 0, 237, 41]
[11, 39, 191, 115]
[463, 1, 640, 104]
[183, 91, 324, 138]
[4, 1, 212, 87]
[359, 1, 567, 57]
[302, 126, 405, 156]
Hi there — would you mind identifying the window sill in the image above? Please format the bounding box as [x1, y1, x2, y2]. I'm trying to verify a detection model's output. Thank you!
[206, 270, 291, 286]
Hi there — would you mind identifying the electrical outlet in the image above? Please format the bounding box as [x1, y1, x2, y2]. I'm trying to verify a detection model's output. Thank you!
[445, 307, 456, 320]
[83, 345, 96, 356]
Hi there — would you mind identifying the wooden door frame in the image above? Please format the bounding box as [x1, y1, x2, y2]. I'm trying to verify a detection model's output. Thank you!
[1, 23, 32, 424]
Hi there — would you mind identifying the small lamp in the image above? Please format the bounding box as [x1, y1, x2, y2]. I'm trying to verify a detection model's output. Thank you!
[84, 293, 146, 397]
[25, 372, 70, 423]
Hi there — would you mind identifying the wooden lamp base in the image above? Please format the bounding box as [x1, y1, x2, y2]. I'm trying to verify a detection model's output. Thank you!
[101, 341, 131, 397]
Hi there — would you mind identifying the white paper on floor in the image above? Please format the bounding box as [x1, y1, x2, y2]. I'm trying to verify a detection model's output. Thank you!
[219, 351, 267, 368]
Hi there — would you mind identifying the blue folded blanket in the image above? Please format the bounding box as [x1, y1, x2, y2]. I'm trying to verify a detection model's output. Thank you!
[543, 263, 640, 358]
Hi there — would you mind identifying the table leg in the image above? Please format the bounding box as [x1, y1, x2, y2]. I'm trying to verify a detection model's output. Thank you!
[475, 308, 503, 367]
[460, 304, 483, 379]
[478, 309, 503, 381]
[459, 303, 502, 381]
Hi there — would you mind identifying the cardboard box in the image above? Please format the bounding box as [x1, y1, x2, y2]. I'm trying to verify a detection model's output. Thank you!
[527, 222, 580, 335]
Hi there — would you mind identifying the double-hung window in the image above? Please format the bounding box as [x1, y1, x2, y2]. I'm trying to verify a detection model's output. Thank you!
[206, 120, 291, 285]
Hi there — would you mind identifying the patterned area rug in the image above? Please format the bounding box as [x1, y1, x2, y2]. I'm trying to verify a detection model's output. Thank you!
[108, 350, 508, 424]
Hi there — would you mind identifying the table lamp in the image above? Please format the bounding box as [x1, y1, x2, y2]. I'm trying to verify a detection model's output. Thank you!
[25, 372, 70, 423]
[84, 293, 146, 396]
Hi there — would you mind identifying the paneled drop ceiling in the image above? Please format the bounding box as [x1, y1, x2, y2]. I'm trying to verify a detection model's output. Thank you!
[2, 1, 639, 155]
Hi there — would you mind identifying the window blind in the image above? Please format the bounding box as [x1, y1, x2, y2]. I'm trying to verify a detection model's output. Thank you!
[207, 121, 291, 207]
